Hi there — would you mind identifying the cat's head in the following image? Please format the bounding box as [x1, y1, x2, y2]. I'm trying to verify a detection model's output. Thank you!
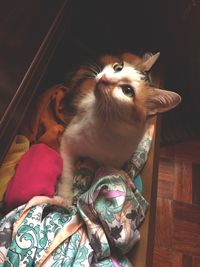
[65, 52, 181, 124]
[93, 52, 181, 123]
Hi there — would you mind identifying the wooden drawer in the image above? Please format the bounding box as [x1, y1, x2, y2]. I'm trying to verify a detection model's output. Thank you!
[0, 0, 70, 163]
[0, 1, 160, 266]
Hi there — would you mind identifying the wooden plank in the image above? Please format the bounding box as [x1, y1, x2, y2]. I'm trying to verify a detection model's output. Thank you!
[0, 0, 66, 119]
[153, 248, 172, 267]
[183, 254, 193, 267]
[172, 252, 183, 267]
[193, 255, 200, 267]
[173, 201, 200, 255]
[192, 164, 200, 205]
[158, 158, 175, 182]
[129, 115, 160, 267]
[0, 0, 70, 164]
[155, 198, 173, 248]
[157, 179, 174, 199]
[174, 160, 192, 203]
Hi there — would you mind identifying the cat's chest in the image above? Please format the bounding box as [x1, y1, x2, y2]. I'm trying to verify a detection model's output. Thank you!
[63, 112, 144, 168]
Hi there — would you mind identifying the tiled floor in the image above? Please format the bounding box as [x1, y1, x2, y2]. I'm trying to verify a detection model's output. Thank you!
[153, 141, 200, 267]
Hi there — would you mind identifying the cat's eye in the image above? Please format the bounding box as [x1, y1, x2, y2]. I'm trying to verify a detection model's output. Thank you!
[121, 85, 135, 97]
[113, 62, 124, 72]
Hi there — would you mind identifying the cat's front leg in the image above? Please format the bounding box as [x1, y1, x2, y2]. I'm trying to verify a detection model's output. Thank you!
[57, 151, 75, 207]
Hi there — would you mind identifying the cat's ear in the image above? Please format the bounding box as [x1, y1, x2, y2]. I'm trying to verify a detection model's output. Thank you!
[142, 52, 160, 71]
[146, 88, 181, 115]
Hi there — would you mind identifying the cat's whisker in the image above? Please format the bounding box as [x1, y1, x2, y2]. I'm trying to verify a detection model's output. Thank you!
[92, 62, 102, 73]
[85, 63, 100, 77]
[83, 73, 95, 79]
[81, 68, 97, 79]
[85, 69, 96, 78]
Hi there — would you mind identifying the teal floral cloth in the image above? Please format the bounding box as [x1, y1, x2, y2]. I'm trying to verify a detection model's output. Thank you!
[0, 124, 154, 267]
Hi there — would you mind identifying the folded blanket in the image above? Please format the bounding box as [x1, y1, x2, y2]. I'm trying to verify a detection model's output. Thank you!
[4, 144, 63, 212]
[0, 123, 154, 267]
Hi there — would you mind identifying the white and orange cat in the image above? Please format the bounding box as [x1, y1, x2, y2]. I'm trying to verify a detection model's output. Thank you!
[58, 52, 181, 206]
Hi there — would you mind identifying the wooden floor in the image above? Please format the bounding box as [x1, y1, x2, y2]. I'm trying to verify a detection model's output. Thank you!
[153, 141, 200, 267]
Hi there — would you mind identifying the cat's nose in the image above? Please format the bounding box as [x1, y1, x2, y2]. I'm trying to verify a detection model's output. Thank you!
[99, 74, 109, 84]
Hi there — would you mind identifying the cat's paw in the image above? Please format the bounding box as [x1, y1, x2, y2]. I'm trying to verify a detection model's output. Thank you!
[55, 194, 74, 209]
[57, 185, 74, 208]
[62, 195, 74, 208]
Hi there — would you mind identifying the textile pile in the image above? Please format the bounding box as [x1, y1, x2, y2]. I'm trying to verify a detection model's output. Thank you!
[0, 84, 154, 266]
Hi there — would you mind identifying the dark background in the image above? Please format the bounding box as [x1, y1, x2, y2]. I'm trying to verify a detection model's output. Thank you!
[44, 0, 200, 145]
[0, 0, 199, 148]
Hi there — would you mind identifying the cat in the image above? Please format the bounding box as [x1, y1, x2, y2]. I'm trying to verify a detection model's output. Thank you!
[57, 52, 181, 206]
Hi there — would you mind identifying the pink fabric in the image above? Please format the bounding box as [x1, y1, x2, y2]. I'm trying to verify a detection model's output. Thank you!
[4, 144, 63, 211]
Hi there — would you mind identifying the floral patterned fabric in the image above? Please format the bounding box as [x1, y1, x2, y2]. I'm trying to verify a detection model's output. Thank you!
[0, 123, 154, 267]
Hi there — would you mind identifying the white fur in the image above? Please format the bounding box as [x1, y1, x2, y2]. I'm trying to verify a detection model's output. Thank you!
[58, 87, 146, 206]
[58, 58, 181, 206]
[97, 63, 143, 87]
